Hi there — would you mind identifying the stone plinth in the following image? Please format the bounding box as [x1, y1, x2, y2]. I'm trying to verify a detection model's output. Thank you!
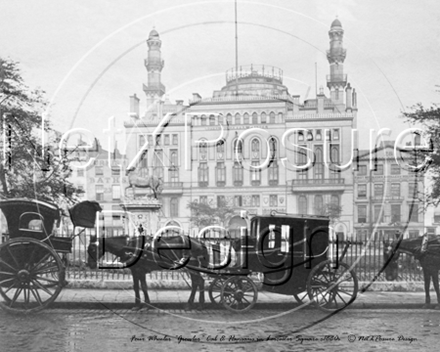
[120, 197, 162, 237]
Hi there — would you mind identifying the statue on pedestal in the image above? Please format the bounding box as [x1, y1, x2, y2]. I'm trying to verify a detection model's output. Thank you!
[127, 169, 164, 199]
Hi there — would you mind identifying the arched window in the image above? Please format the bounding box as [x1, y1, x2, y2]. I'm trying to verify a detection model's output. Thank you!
[216, 139, 225, 159]
[252, 112, 258, 124]
[314, 195, 324, 215]
[278, 112, 283, 122]
[226, 113, 232, 126]
[243, 113, 249, 124]
[233, 139, 243, 160]
[314, 146, 324, 179]
[331, 194, 340, 207]
[199, 140, 207, 160]
[269, 137, 277, 160]
[261, 112, 267, 124]
[298, 196, 307, 214]
[234, 113, 241, 125]
[298, 132, 304, 142]
[251, 138, 260, 159]
[233, 162, 243, 186]
[269, 111, 276, 124]
[201, 115, 207, 126]
[209, 115, 216, 126]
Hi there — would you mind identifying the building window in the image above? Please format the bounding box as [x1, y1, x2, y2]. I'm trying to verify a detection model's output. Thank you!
[333, 129, 340, 140]
[314, 195, 324, 215]
[169, 166, 179, 184]
[298, 195, 307, 214]
[153, 150, 164, 178]
[358, 184, 367, 198]
[408, 182, 418, 197]
[268, 161, 279, 185]
[96, 185, 104, 201]
[391, 204, 401, 223]
[170, 150, 178, 167]
[391, 183, 400, 197]
[315, 130, 322, 141]
[374, 205, 383, 223]
[112, 185, 121, 200]
[201, 115, 207, 126]
[269, 138, 277, 160]
[199, 141, 207, 161]
[164, 134, 170, 145]
[314, 146, 324, 179]
[330, 145, 339, 163]
[155, 135, 161, 146]
[172, 134, 178, 145]
[243, 113, 249, 124]
[298, 169, 308, 180]
[216, 162, 226, 186]
[251, 138, 260, 159]
[298, 132, 304, 142]
[77, 169, 84, 177]
[140, 152, 148, 170]
[409, 230, 419, 238]
[374, 183, 384, 197]
[234, 113, 241, 125]
[409, 204, 419, 222]
[233, 162, 243, 186]
[261, 112, 267, 124]
[391, 164, 400, 175]
[95, 166, 103, 176]
[374, 164, 384, 175]
[198, 163, 209, 186]
[269, 111, 276, 124]
[217, 195, 226, 207]
[331, 194, 339, 207]
[170, 198, 179, 217]
[209, 115, 215, 126]
[139, 134, 146, 148]
[234, 195, 242, 207]
[200, 196, 207, 204]
[269, 195, 278, 207]
[233, 139, 243, 160]
[251, 195, 260, 207]
[250, 161, 261, 185]
[216, 140, 225, 159]
[358, 205, 367, 223]
[358, 165, 367, 175]
[252, 112, 258, 124]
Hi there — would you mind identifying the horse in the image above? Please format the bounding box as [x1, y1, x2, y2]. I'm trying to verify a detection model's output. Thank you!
[87, 235, 209, 310]
[127, 169, 163, 199]
[383, 233, 440, 309]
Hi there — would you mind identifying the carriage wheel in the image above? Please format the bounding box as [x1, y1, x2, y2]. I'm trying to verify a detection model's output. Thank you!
[209, 277, 227, 304]
[0, 238, 65, 314]
[221, 276, 258, 312]
[293, 290, 309, 304]
[307, 260, 358, 312]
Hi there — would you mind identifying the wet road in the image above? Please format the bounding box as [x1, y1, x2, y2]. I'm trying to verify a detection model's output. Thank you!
[1, 308, 439, 352]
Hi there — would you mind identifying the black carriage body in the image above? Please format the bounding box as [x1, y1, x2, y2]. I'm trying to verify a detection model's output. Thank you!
[0, 198, 72, 253]
[246, 215, 330, 295]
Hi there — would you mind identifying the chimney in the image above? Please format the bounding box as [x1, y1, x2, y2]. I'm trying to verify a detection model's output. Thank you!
[129, 94, 140, 118]
[192, 93, 202, 102]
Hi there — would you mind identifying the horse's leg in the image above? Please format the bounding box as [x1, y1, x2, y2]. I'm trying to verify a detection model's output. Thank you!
[197, 273, 205, 310]
[132, 270, 142, 310]
[140, 273, 150, 305]
[185, 272, 197, 311]
[422, 265, 431, 308]
[432, 269, 440, 309]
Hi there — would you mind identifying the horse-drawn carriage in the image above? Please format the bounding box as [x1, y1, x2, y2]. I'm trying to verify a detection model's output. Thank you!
[0, 198, 101, 313]
[0, 198, 359, 313]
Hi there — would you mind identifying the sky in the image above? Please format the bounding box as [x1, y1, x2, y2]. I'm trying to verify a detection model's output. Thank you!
[1, 0, 439, 151]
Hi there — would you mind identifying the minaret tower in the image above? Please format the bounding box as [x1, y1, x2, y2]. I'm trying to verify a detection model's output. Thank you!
[326, 19, 347, 106]
[143, 28, 166, 110]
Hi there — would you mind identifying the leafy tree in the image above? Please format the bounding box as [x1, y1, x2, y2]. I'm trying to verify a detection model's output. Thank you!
[402, 103, 439, 206]
[0, 58, 81, 203]
[187, 199, 235, 228]
[316, 202, 343, 224]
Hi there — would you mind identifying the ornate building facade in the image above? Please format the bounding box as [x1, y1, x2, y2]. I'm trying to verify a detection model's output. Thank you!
[124, 20, 358, 238]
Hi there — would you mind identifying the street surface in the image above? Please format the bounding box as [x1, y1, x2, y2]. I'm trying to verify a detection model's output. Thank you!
[1, 308, 439, 352]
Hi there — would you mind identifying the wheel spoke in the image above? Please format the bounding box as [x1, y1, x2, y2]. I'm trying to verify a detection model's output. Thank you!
[32, 279, 54, 296]
[29, 287, 43, 306]
[0, 258, 18, 272]
[0, 277, 15, 285]
[10, 287, 23, 306]
[6, 246, 21, 269]
[34, 276, 59, 285]
[0, 271, 15, 276]
[3, 281, 16, 294]
[32, 252, 52, 272]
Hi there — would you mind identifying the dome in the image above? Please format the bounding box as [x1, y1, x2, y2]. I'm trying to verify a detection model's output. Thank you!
[331, 18, 342, 28]
[149, 29, 159, 38]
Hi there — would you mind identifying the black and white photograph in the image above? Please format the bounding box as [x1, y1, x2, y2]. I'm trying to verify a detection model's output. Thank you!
[1, 0, 440, 351]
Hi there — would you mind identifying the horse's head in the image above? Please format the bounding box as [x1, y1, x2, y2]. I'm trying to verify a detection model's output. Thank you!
[87, 235, 104, 269]
[383, 238, 399, 281]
